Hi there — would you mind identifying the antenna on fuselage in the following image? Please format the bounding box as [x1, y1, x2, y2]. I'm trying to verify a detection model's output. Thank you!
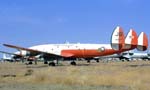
[64, 41, 70, 44]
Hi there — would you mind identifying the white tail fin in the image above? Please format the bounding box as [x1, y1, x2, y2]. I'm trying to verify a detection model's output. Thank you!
[137, 32, 148, 51]
[123, 29, 138, 49]
[111, 26, 125, 50]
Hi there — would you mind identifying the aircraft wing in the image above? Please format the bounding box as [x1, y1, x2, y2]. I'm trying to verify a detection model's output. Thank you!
[3, 44, 69, 58]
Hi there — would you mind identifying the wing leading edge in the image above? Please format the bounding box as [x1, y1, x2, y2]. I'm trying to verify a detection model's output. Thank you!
[3, 44, 67, 58]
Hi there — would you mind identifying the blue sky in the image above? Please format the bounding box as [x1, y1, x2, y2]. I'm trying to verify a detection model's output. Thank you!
[0, 0, 150, 57]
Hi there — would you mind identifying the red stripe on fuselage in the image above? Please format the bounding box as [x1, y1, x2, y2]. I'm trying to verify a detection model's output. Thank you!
[61, 49, 127, 58]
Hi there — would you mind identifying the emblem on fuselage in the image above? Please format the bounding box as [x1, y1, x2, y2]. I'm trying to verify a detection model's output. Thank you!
[98, 47, 105, 52]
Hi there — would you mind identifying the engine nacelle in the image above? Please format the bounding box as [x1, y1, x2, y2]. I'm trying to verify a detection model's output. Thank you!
[98, 47, 105, 52]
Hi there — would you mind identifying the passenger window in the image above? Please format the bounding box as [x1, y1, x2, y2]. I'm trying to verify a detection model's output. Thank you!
[76, 46, 78, 48]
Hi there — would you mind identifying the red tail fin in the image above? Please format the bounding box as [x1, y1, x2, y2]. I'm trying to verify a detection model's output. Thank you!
[137, 32, 148, 51]
[123, 29, 138, 49]
[111, 26, 125, 50]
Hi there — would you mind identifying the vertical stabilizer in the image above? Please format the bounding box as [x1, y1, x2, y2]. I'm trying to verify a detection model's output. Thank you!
[137, 32, 148, 51]
[123, 29, 138, 49]
[111, 26, 125, 50]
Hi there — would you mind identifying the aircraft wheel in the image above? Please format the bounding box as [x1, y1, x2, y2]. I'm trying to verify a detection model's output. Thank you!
[121, 59, 124, 62]
[143, 59, 147, 61]
[70, 61, 76, 66]
[44, 61, 48, 64]
[28, 61, 33, 65]
[126, 59, 130, 62]
[49, 62, 55, 66]
[87, 60, 90, 63]
[96, 60, 99, 63]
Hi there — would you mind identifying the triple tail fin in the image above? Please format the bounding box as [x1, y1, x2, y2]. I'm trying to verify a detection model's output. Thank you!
[137, 32, 148, 51]
[111, 26, 125, 50]
[111, 26, 148, 51]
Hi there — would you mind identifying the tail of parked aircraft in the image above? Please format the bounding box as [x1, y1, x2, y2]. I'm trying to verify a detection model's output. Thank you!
[137, 32, 148, 51]
[111, 26, 125, 50]
[111, 27, 148, 51]
[3, 53, 7, 59]
[123, 29, 138, 50]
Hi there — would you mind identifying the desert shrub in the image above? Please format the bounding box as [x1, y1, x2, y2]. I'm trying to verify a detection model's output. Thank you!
[24, 69, 34, 76]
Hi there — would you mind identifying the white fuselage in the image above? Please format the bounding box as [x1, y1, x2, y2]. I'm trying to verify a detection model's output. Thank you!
[18, 44, 112, 56]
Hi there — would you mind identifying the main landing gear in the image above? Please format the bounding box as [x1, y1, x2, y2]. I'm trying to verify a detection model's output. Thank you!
[28, 61, 33, 65]
[44, 59, 77, 66]
[26, 61, 38, 65]
[48, 61, 77, 66]
[44, 61, 56, 66]
[44, 60, 58, 66]
[96, 59, 99, 63]
[87, 60, 90, 63]
[49, 62, 56, 66]
[47, 61, 76, 66]
[87, 59, 99, 63]
[44, 61, 48, 64]
[70, 61, 76, 65]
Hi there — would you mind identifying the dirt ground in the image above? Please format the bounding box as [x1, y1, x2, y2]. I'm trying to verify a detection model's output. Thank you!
[0, 60, 150, 90]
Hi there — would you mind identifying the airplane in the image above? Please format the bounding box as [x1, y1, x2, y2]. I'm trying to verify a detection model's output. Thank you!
[118, 50, 150, 61]
[0, 51, 25, 62]
[1, 26, 148, 66]
[1, 53, 13, 62]
[99, 50, 150, 62]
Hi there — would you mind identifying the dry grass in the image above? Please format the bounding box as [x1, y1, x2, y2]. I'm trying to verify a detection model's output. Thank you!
[0, 61, 150, 90]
